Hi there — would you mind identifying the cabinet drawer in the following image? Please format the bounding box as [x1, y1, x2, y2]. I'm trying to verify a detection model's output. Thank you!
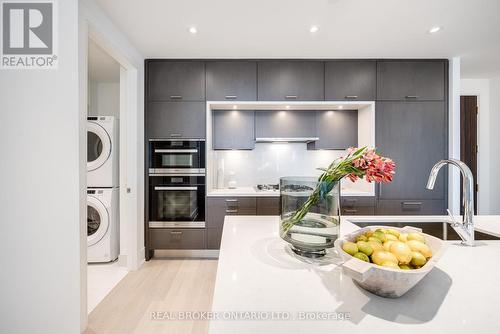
[256, 197, 280, 215]
[376, 61, 445, 101]
[341, 197, 376, 207]
[147, 61, 205, 101]
[376, 200, 445, 215]
[147, 102, 206, 139]
[149, 228, 206, 249]
[207, 228, 223, 250]
[341, 206, 375, 215]
[207, 197, 257, 228]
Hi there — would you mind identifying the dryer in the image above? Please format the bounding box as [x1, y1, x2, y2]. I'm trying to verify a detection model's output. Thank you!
[87, 116, 119, 188]
[87, 188, 119, 263]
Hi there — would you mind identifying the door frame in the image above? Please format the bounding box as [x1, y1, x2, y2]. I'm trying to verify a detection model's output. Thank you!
[460, 95, 478, 214]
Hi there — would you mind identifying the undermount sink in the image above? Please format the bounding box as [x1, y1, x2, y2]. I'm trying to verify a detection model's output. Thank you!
[352, 221, 500, 241]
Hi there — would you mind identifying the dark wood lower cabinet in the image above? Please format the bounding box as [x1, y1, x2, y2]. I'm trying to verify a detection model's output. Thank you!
[376, 200, 445, 215]
[149, 228, 206, 249]
[256, 197, 280, 215]
[207, 228, 223, 249]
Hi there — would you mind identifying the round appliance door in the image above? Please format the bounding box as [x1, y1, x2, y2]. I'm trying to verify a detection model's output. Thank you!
[87, 195, 110, 247]
[87, 121, 112, 172]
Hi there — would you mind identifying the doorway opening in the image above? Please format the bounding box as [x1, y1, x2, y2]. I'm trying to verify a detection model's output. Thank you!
[460, 95, 478, 214]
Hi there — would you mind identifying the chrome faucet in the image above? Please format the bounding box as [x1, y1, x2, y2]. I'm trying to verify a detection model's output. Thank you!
[426, 159, 475, 246]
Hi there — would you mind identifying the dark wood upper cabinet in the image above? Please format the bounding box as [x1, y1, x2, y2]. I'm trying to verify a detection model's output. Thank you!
[255, 111, 316, 139]
[147, 102, 206, 139]
[213, 110, 255, 150]
[307, 110, 358, 150]
[376, 61, 446, 101]
[325, 61, 376, 100]
[257, 61, 324, 101]
[147, 61, 205, 101]
[376, 101, 447, 200]
[206, 61, 257, 101]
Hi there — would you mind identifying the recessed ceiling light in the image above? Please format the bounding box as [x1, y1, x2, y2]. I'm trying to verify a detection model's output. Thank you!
[189, 26, 197, 34]
[285, 105, 290, 109]
[429, 26, 442, 34]
[309, 25, 319, 33]
[232, 105, 237, 109]
[338, 105, 343, 109]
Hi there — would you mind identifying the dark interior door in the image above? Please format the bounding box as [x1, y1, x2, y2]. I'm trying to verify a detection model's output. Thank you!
[460, 96, 478, 214]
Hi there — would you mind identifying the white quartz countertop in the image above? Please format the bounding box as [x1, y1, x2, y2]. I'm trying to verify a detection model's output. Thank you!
[207, 187, 374, 197]
[209, 215, 500, 334]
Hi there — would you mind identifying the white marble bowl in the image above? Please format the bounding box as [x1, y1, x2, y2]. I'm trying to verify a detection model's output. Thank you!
[334, 225, 447, 298]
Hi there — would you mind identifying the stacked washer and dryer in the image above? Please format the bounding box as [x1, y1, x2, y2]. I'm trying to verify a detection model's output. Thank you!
[87, 116, 119, 263]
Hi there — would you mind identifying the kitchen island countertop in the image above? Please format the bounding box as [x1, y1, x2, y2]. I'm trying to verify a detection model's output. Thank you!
[209, 215, 500, 334]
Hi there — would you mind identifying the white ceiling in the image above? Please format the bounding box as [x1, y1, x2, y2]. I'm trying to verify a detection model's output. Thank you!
[95, 0, 500, 78]
[88, 39, 120, 82]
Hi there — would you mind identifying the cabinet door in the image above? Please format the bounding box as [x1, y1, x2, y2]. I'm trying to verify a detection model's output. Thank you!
[147, 61, 205, 101]
[307, 110, 357, 150]
[376, 101, 447, 200]
[147, 102, 206, 139]
[325, 61, 376, 100]
[207, 228, 223, 249]
[255, 111, 316, 139]
[256, 197, 280, 215]
[206, 61, 257, 101]
[213, 110, 255, 150]
[257, 61, 324, 101]
[377, 61, 445, 101]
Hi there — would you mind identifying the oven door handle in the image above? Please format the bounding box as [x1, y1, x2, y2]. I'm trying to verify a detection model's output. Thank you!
[154, 186, 198, 191]
[154, 149, 198, 153]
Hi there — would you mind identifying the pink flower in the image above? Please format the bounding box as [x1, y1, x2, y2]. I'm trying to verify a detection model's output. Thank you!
[346, 147, 396, 184]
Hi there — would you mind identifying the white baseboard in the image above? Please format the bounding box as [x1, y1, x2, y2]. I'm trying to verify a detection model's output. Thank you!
[117, 254, 127, 267]
[153, 249, 220, 259]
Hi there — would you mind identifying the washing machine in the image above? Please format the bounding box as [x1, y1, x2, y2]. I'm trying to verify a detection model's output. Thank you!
[87, 116, 119, 188]
[87, 188, 119, 263]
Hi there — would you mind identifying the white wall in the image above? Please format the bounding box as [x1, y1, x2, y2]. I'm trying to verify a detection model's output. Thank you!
[0, 1, 85, 333]
[489, 77, 500, 214]
[80, 0, 145, 275]
[88, 81, 120, 117]
[461, 79, 491, 214]
[214, 143, 345, 186]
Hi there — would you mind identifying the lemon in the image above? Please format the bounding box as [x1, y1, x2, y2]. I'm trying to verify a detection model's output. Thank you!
[387, 229, 401, 238]
[353, 252, 370, 262]
[372, 231, 387, 243]
[372, 250, 398, 266]
[385, 234, 398, 242]
[408, 232, 426, 243]
[342, 241, 358, 256]
[381, 261, 399, 269]
[389, 241, 412, 264]
[356, 241, 373, 256]
[407, 240, 433, 258]
[356, 234, 368, 242]
[410, 251, 427, 267]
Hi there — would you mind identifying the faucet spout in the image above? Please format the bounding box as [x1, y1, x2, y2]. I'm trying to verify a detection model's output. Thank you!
[426, 159, 475, 246]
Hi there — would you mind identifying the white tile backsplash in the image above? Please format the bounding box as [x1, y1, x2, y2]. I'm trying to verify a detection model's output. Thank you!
[214, 143, 346, 187]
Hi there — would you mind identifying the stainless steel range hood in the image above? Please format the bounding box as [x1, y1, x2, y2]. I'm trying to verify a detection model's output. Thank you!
[255, 137, 319, 143]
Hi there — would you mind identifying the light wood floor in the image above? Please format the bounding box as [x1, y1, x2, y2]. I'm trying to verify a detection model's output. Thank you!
[85, 259, 218, 334]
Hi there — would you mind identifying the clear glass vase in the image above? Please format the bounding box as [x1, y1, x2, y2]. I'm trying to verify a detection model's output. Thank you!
[279, 176, 340, 258]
